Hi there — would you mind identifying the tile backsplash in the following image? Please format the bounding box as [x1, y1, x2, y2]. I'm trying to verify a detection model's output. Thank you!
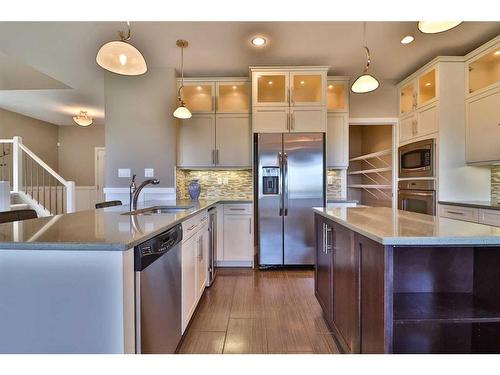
[176, 169, 253, 200]
[327, 169, 343, 200]
[492, 166, 500, 203]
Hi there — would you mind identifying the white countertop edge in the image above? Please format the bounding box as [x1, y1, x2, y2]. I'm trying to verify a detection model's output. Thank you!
[312, 208, 500, 247]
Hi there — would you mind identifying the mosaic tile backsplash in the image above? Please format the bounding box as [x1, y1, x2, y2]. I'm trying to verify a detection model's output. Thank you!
[327, 169, 343, 200]
[176, 169, 253, 200]
[492, 166, 500, 203]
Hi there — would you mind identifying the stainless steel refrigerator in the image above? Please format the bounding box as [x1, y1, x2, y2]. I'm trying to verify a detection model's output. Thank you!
[255, 133, 325, 266]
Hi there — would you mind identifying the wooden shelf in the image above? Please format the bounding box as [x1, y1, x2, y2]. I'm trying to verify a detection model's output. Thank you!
[348, 167, 392, 175]
[349, 149, 391, 162]
[394, 293, 500, 324]
[348, 184, 392, 189]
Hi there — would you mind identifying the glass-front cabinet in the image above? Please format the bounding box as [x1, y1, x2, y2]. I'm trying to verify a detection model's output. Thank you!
[290, 72, 325, 106]
[253, 72, 289, 107]
[468, 45, 500, 95]
[216, 81, 250, 113]
[327, 80, 348, 112]
[400, 81, 416, 115]
[180, 82, 215, 113]
[417, 68, 437, 107]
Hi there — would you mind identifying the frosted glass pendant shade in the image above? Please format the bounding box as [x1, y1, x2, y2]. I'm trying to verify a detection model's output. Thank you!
[96, 40, 147, 76]
[173, 104, 192, 119]
[418, 21, 462, 34]
[73, 111, 93, 126]
[351, 74, 379, 94]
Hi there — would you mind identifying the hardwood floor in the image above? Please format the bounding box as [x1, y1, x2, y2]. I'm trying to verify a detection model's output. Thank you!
[178, 267, 340, 354]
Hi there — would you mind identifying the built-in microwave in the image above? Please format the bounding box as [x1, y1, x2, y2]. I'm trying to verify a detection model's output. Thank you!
[398, 139, 435, 178]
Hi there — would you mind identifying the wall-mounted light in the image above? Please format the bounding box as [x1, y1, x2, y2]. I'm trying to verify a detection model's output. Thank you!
[96, 21, 147, 76]
[351, 22, 379, 94]
[173, 40, 192, 120]
[418, 21, 462, 34]
[73, 111, 93, 127]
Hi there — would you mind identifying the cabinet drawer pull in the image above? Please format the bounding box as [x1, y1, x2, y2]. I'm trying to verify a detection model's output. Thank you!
[230, 208, 246, 211]
[446, 210, 465, 215]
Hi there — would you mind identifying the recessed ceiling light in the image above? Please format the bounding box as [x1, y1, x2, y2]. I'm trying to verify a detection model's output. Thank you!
[400, 35, 415, 44]
[418, 21, 462, 34]
[251, 37, 266, 47]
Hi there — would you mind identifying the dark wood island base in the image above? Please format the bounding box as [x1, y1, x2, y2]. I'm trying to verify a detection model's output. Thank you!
[314, 213, 500, 354]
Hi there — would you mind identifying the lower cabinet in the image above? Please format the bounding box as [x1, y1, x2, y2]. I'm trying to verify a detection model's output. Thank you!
[314, 215, 333, 324]
[439, 204, 500, 227]
[181, 212, 209, 333]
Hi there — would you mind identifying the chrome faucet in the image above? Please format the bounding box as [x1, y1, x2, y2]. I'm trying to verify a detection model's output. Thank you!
[129, 174, 137, 211]
[132, 178, 160, 211]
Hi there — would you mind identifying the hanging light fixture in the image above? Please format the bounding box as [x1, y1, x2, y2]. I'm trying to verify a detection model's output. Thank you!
[96, 21, 147, 76]
[173, 40, 192, 119]
[351, 22, 379, 94]
[73, 111, 93, 127]
[418, 21, 462, 34]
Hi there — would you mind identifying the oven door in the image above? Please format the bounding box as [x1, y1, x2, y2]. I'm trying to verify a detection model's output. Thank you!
[398, 190, 436, 216]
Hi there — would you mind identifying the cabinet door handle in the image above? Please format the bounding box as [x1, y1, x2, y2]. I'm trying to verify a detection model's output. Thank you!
[291, 113, 295, 131]
[212, 96, 215, 112]
[249, 218, 252, 234]
[447, 210, 465, 215]
[215, 149, 219, 165]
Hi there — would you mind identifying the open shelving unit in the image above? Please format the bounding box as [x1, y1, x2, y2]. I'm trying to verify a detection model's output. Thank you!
[348, 125, 394, 207]
[392, 246, 500, 353]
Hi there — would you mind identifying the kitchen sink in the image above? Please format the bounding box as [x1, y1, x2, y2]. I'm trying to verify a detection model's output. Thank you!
[122, 205, 194, 216]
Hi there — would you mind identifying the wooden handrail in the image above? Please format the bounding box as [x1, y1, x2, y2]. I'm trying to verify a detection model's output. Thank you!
[19, 143, 69, 187]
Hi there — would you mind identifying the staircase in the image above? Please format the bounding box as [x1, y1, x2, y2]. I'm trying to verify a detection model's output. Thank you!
[0, 136, 75, 216]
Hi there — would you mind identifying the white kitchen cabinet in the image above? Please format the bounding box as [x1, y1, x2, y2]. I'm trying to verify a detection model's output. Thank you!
[177, 114, 216, 168]
[290, 107, 326, 132]
[215, 114, 251, 167]
[327, 79, 349, 112]
[216, 81, 250, 113]
[290, 71, 326, 107]
[180, 81, 216, 114]
[439, 204, 479, 223]
[466, 87, 500, 164]
[252, 71, 290, 107]
[416, 103, 438, 138]
[196, 221, 209, 299]
[399, 114, 416, 143]
[466, 37, 500, 97]
[223, 214, 253, 261]
[181, 233, 198, 333]
[399, 80, 417, 116]
[326, 112, 348, 168]
[252, 107, 289, 133]
[479, 208, 500, 227]
[417, 67, 438, 108]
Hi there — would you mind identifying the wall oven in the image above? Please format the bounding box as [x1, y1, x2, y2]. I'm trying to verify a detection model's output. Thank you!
[398, 180, 436, 216]
[398, 139, 435, 178]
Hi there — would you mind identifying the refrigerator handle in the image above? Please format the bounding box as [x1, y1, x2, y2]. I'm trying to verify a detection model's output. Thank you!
[278, 152, 283, 217]
[283, 152, 289, 216]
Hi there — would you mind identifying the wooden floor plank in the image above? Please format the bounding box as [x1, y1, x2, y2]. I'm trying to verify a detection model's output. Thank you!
[223, 318, 267, 354]
[177, 267, 340, 355]
[178, 331, 226, 354]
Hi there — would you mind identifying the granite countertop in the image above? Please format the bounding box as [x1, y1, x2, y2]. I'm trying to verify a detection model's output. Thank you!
[313, 206, 500, 246]
[438, 200, 500, 211]
[0, 198, 252, 251]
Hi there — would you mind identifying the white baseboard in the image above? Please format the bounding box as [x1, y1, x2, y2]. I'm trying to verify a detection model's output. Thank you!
[103, 187, 176, 205]
[216, 260, 253, 268]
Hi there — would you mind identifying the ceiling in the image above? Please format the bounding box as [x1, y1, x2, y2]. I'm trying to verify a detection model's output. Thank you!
[0, 21, 499, 125]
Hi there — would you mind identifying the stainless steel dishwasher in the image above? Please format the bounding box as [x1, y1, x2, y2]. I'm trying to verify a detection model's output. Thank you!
[134, 224, 182, 354]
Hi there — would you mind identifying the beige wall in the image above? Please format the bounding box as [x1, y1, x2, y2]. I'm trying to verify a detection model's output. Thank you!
[0, 108, 59, 170]
[104, 68, 177, 188]
[58, 125, 105, 186]
[349, 79, 398, 118]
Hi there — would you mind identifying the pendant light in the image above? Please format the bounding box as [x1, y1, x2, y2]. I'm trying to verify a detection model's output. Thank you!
[173, 40, 192, 119]
[96, 21, 147, 76]
[351, 22, 379, 94]
[418, 21, 462, 34]
[73, 111, 93, 127]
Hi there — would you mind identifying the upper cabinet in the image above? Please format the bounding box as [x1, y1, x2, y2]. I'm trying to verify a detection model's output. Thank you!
[417, 68, 437, 107]
[327, 78, 349, 112]
[250, 66, 328, 133]
[466, 39, 500, 97]
[181, 82, 216, 113]
[399, 67, 438, 116]
[216, 81, 250, 113]
[465, 36, 500, 164]
[399, 80, 416, 115]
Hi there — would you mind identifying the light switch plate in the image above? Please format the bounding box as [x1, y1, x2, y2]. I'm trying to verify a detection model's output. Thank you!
[144, 168, 154, 178]
[327, 176, 334, 185]
[118, 168, 131, 178]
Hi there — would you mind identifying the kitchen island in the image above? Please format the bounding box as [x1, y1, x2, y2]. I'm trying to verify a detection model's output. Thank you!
[313, 206, 500, 354]
[0, 199, 251, 354]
